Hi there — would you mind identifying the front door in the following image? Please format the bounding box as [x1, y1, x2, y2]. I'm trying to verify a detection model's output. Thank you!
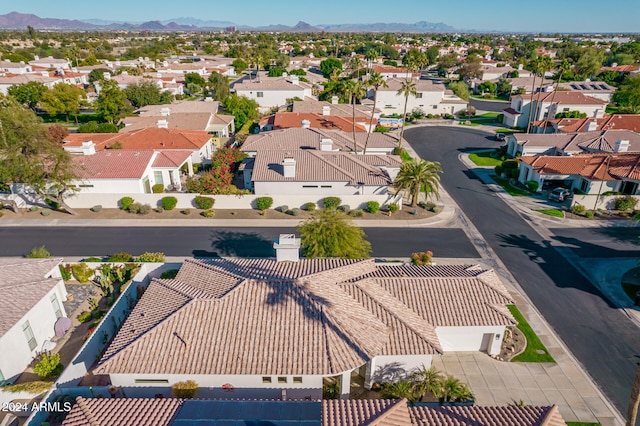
[142, 177, 151, 194]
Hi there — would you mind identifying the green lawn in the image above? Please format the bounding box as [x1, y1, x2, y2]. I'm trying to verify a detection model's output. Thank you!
[536, 209, 564, 218]
[490, 175, 530, 197]
[469, 151, 503, 167]
[566, 423, 601, 426]
[494, 127, 524, 135]
[400, 149, 413, 163]
[622, 282, 640, 302]
[507, 305, 555, 363]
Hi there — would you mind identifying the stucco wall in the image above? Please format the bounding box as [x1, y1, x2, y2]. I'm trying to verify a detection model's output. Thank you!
[254, 181, 390, 196]
[436, 326, 506, 355]
[366, 354, 433, 388]
[236, 88, 309, 109]
[572, 193, 638, 210]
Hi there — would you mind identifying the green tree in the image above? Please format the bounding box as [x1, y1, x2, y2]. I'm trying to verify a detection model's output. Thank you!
[574, 49, 605, 79]
[478, 81, 497, 96]
[448, 80, 470, 101]
[185, 72, 206, 88]
[232, 58, 248, 73]
[425, 46, 439, 65]
[403, 48, 427, 72]
[124, 80, 170, 108]
[394, 159, 443, 207]
[0, 96, 78, 214]
[363, 72, 388, 155]
[436, 53, 458, 78]
[496, 78, 513, 97]
[96, 80, 133, 124]
[208, 71, 230, 101]
[411, 366, 444, 401]
[320, 57, 343, 78]
[613, 74, 640, 113]
[7, 81, 48, 110]
[222, 94, 259, 129]
[297, 208, 371, 259]
[381, 380, 416, 401]
[39, 83, 85, 123]
[88, 68, 112, 84]
[397, 78, 417, 147]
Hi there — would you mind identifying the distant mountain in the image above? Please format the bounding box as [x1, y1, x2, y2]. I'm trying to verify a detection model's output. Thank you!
[317, 21, 456, 33]
[161, 17, 236, 27]
[0, 11, 95, 29]
[246, 21, 323, 32]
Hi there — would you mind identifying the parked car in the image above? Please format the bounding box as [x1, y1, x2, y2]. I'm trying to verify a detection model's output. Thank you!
[548, 188, 572, 202]
[495, 132, 506, 141]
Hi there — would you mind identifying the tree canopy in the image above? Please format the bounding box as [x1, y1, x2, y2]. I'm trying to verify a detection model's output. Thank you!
[96, 80, 133, 124]
[613, 74, 640, 114]
[222, 94, 259, 129]
[320, 57, 343, 78]
[7, 81, 48, 110]
[297, 208, 371, 259]
[124, 80, 172, 108]
[394, 159, 443, 207]
[39, 83, 85, 122]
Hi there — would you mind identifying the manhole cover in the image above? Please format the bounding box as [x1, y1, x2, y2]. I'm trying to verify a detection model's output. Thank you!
[536, 349, 546, 354]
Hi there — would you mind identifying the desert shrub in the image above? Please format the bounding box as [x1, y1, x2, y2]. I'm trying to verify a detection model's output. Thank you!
[82, 257, 102, 262]
[71, 263, 94, 283]
[152, 184, 164, 194]
[277, 205, 289, 213]
[201, 209, 216, 218]
[194, 196, 215, 210]
[108, 252, 134, 262]
[90, 205, 102, 213]
[172, 380, 199, 399]
[77, 311, 92, 323]
[572, 204, 586, 214]
[29, 206, 39, 212]
[585, 211, 594, 219]
[425, 201, 438, 212]
[155, 207, 164, 213]
[256, 196, 273, 211]
[496, 113, 504, 123]
[160, 269, 179, 279]
[128, 202, 152, 215]
[615, 196, 638, 211]
[411, 251, 433, 265]
[181, 209, 191, 215]
[59, 264, 72, 280]
[366, 200, 380, 214]
[337, 205, 350, 213]
[349, 209, 364, 217]
[137, 252, 166, 262]
[288, 208, 301, 216]
[161, 196, 178, 211]
[526, 181, 539, 192]
[40, 209, 51, 216]
[304, 202, 316, 211]
[34, 353, 63, 379]
[26, 245, 51, 258]
[119, 197, 134, 210]
[387, 203, 399, 213]
[323, 197, 342, 209]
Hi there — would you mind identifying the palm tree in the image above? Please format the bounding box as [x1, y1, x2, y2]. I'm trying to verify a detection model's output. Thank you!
[541, 59, 571, 132]
[342, 79, 366, 153]
[365, 49, 378, 74]
[394, 160, 443, 207]
[530, 56, 553, 132]
[363, 72, 388, 155]
[524, 58, 540, 133]
[397, 78, 417, 151]
[440, 375, 463, 403]
[411, 366, 444, 401]
[381, 380, 416, 401]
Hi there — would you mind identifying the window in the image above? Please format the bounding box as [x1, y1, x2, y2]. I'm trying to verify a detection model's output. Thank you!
[277, 377, 287, 384]
[433, 105, 438, 109]
[563, 107, 570, 112]
[50, 293, 62, 319]
[78, 184, 94, 188]
[257, 92, 264, 98]
[293, 377, 303, 384]
[415, 93, 423, 99]
[262, 377, 272, 383]
[22, 321, 37, 351]
[302, 185, 318, 188]
[154, 171, 164, 185]
[134, 379, 169, 384]
[580, 178, 590, 193]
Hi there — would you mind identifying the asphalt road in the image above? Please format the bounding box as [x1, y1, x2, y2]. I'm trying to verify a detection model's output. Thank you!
[468, 97, 510, 113]
[0, 227, 479, 259]
[405, 125, 640, 417]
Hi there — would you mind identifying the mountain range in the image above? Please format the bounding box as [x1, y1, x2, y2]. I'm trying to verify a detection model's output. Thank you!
[0, 11, 457, 32]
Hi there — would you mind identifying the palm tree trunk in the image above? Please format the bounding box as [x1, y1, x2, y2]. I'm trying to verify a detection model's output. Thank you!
[525, 72, 537, 133]
[399, 93, 409, 150]
[363, 89, 377, 155]
[541, 68, 564, 132]
[352, 93, 357, 153]
[531, 69, 547, 133]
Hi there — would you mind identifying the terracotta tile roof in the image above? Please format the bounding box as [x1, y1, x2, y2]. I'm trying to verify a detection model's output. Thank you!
[71, 150, 156, 179]
[120, 113, 213, 132]
[62, 397, 182, 426]
[234, 75, 313, 91]
[323, 399, 413, 426]
[292, 100, 375, 117]
[514, 91, 607, 105]
[64, 128, 211, 151]
[241, 128, 398, 153]
[378, 78, 447, 93]
[152, 150, 193, 168]
[503, 107, 521, 115]
[409, 404, 567, 426]
[249, 150, 400, 186]
[541, 114, 640, 134]
[521, 153, 640, 181]
[0, 74, 58, 84]
[267, 112, 369, 132]
[0, 258, 63, 336]
[600, 64, 640, 73]
[135, 101, 219, 116]
[514, 130, 640, 153]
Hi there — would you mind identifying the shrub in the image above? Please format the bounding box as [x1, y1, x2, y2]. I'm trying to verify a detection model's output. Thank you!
[82, 257, 102, 262]
[304, 202, 316, 211]
[137, 252, 166, 262]
[172, 380, 199, 399]
[494, 165, 503, 176]
[90, 205, 102, 213]
[585, 211, 594, 219]
[496, 113, 504, 123]
[128, 202, 152, 215]
[119, 197, 134, 210]
[108, 252, 134, 262]
[59, 264, 72, 280]
[71, 263, 94, 283]
[155, 207, 164, 213]
[160, 269, 179, 279]
[41, 209, 51, 216]
[194, 196, 215, 210]
[77, 311, 92, 323]
[29, 206, 38, 212]
[256, 196, 273, 211]
[615, 196, 638, 211]
[34, 353, 63, 379]
[323, 197, 342, 209]
[337, 205, 350, 213]
[366, 201, 380, 214]
[26, 245, 51, 258]
[411, 250, 433, 265]
[349, 209, 364, 217]
[161, 196, 178, 211]
[387, 203, 399, 213]
[502, 159, 519, 169]
[526, 181, 539, 192]
[572, 204, 586, 215]
[152, 184, 164, 194]
[201, 209, 216, 218]
[289, 208, 301, 216]
[181, 209, 191, 215]
[277, 205, 289, 213]
[510, 168, 520, 179]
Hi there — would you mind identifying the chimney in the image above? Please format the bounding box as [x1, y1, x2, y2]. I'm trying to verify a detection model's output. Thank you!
[103, 72, 111, 81]
[320, 138, 333, 151]
[615, 140, 630, 153]
[518, 64, 524, 71]
[160, 107, 171, 117]
[331, 96, 339, 105]
[273, 234, 300, 262]
[121, 71, 128, 76]
[586, 120, 598, 132]
[282, 157, 296, 178]
[301, 119, 311, 129]
[322, 105, 331, 116]
[81, 141, 96, 156]
[157, 119, 169, 129]
[290, 76, 299, 85]
[41, 71, 48, 77]
[34, 55, 39, 61]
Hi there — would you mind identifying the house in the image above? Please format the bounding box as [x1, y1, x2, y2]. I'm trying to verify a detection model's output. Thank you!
[240, 128, 398, 156]
[0, 60, 33, 74]
[533, 114, 640, 134]
[69, 149, 193, 193]
[372, 65, 416, 79]
[49, 70, 88, 87]
[233, 75, 315, 112]
[0, 258, 67, 383]
[502, 91, 608, 129]
[29, 55, 71, 70]
[94, 258, 514, 399]
[241, 149, 402, 195]
[373, 78, 467, 116]
[62, 397, 568, 426]
[0, 73, 59, 95]
[259, 112, 373, 133]
[556, 81, 616, 102]
[479, 64, 532, 81]
[63, 128, 214, 165]
[504, 76, 553, 94]
[518, 152, 640, 196]
[292, 98, 379, 119]
[505, 129, 640, 157]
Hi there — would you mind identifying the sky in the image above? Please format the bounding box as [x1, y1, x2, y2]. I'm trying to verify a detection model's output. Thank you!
[2, 0, 639, 33]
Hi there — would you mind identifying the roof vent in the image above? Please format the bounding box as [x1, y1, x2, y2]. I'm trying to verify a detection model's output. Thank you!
[301, 119, 311, 129]
[273, 234, 300, 262]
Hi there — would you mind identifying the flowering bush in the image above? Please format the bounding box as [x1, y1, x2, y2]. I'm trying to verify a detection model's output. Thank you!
[411, 251, 433, 265]
[186, 148, 247, 194]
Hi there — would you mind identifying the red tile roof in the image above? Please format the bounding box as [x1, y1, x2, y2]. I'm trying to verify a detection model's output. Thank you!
[538, 114, 640, 134]
[410, 405, 567, 426]
[62, 397, 182, 426]
[521, 152, 640, 181]
[72, 150, 155, 179]
[64, 128, 211, 151]
[323, 399, 412, 426]
[514, 91, 607, 105]
[265, 112, 370, 132]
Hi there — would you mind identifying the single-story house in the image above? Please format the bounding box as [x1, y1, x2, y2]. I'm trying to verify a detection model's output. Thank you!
[259, 112, 373, 133]
[292, 99, 379, 119]
[0, 73, 60, 95]
[532, 114, 640, 134]
[0, 258, 67, 383]
[506, 129, 640, 157]
[0, 60, 33, 74]
[233, 75, 315, 112]
[557, 81, 615, 102]
[94, 258, 515, 399]
[373, 78, 467, 116]
[371, 65, 416, 79]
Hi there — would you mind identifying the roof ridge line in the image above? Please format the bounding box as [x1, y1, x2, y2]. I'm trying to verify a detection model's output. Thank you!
[368, 398, 410, 425]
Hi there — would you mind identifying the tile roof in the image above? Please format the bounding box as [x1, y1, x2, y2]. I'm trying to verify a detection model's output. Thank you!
[378, 78, 447, 93]
[292, 100, 375, 117]
[241, 128, 398, 153]
[514, 91, 607, 105]
[152, 150, 193, 168]
[521, 153, 640, 181]
[97, 259, 514, 377]
[539, 114, 640, 134]
[64, 128, 211, 151]
[514, 130, 640, 153]
[0, 258, 63, 336]
[234, 75, 313, 91]
[62, 397, 182, 426]
[323, 399, 413, 426]
[264, 112, 370, 132]
[135, 101, 219, 116]
[120, 113, 213, 132]
[71, 150, 156, 179]
[557, 80, 615, 93]
[409, 405, 567, 426]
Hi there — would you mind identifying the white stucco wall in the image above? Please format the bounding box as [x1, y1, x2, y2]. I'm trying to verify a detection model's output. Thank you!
[572, 193, 639, 210]
[0, 281, 67, 381]
[236, 87, 310, 110]
[71, 178, 145, 194]
[253, 181, 390, 196]
[365, 354, 433, 388]
[436, 326, 506, 355]
[376, 90, 448, 116]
